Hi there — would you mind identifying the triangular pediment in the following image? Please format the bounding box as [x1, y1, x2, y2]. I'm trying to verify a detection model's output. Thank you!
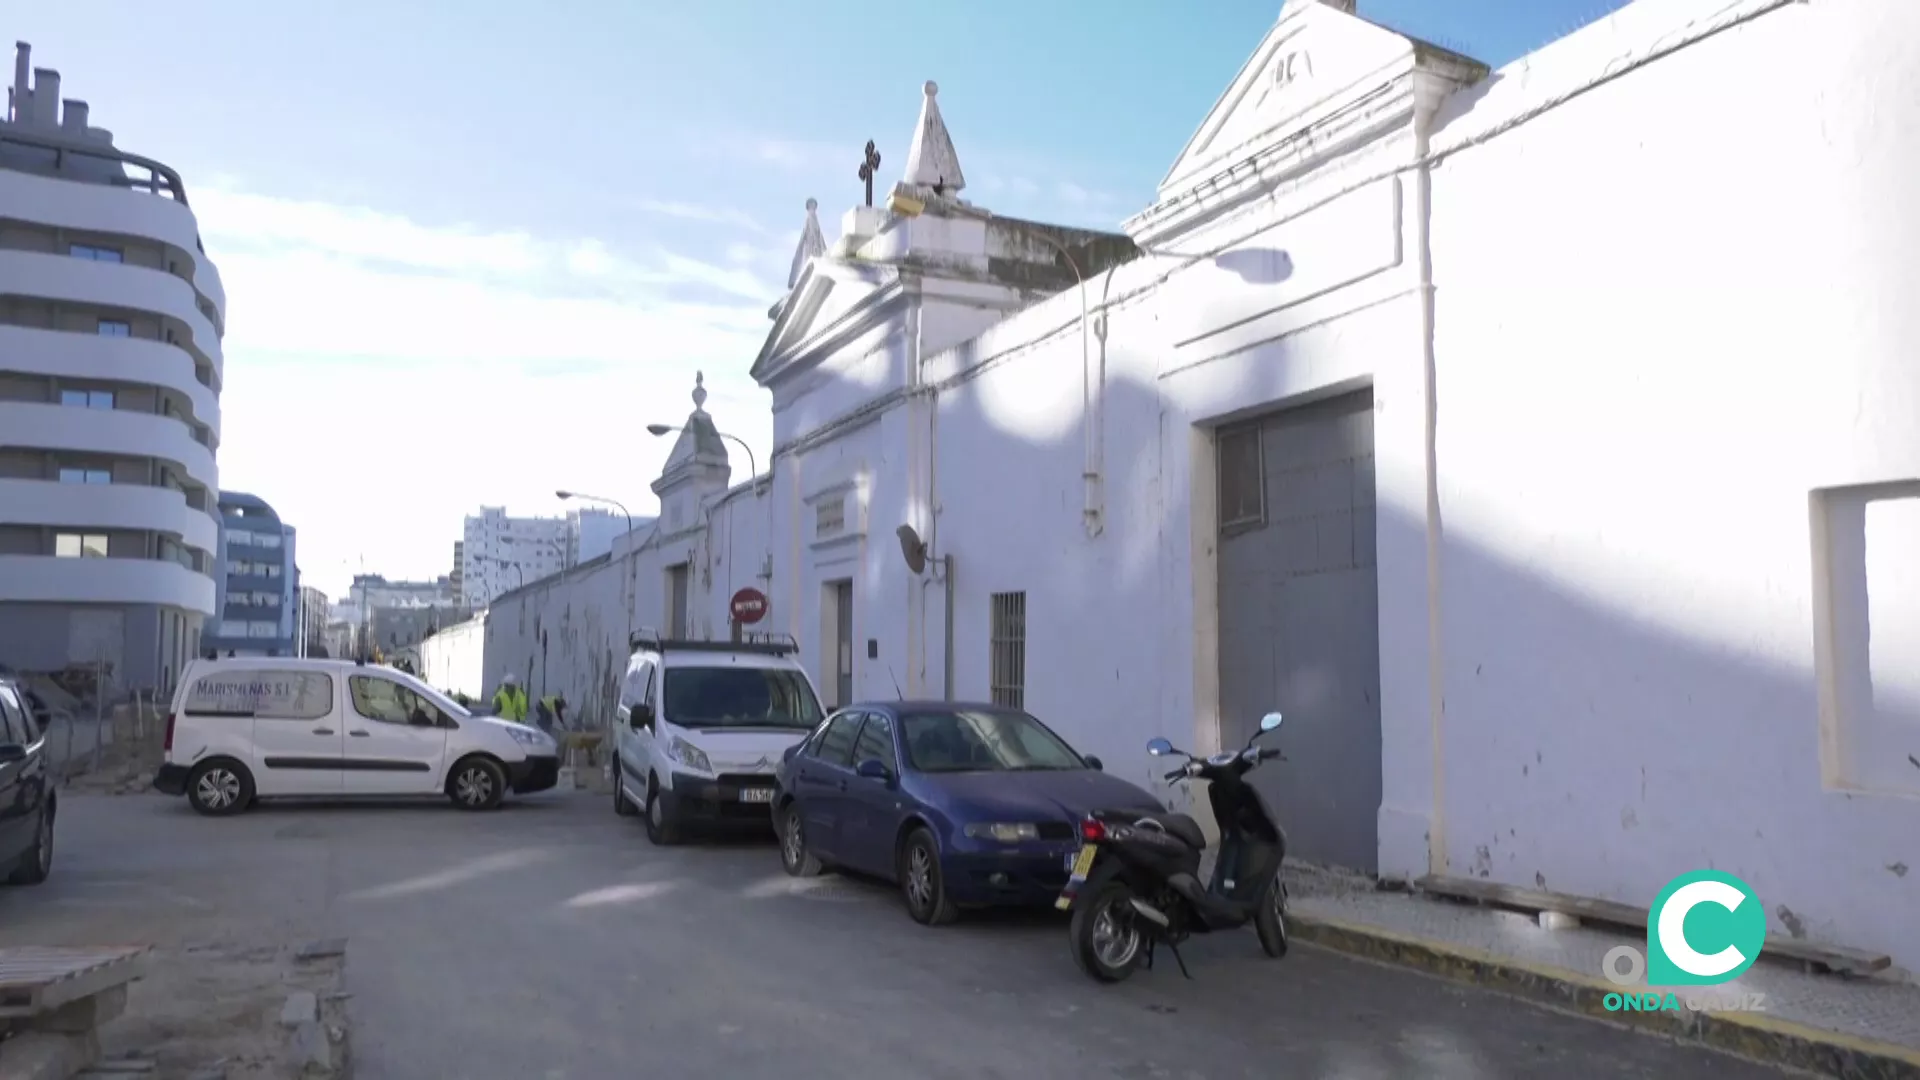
[750, 257, 901, 386]
[1159, 2, 1417, 200]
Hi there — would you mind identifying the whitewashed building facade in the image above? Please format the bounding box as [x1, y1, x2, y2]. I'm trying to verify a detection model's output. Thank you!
[468, 0, 1920, 972]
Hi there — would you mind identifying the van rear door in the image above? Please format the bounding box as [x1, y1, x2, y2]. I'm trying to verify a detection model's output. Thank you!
[182, 667, 343, 797]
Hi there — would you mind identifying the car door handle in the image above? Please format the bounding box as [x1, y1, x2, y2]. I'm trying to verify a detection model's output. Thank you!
[837, 780, 847, 792]
[349, 730, 371, 738]
[312, 728, 335, 735]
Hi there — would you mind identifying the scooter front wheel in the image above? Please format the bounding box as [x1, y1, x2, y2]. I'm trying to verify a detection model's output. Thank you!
[1070, 879, 1146, 983]
[1255, 873, 1290, 958]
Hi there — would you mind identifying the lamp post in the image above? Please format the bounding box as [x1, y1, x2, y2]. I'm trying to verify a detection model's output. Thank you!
[555, 489, 635, 652]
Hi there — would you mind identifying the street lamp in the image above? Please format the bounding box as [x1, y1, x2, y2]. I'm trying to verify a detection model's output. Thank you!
[646, 424, 760, 483]
[555, 489, 635, 656]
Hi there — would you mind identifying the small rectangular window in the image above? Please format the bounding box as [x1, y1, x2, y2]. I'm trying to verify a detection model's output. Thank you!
[54, 533, 109, 558]
[96, 320, 131, 338]
[1218, 422, 1265, 530]
[59, 389, 115, 409]
[990, 591, 1027, 710]
[69, 243, 124, 263]
[247, 622, 278, 638]
[58, 468, 111, 484]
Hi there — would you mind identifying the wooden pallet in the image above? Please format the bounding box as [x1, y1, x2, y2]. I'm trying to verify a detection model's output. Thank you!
[0, 946, 151, 1019]
[1415, 874, 1891, 976]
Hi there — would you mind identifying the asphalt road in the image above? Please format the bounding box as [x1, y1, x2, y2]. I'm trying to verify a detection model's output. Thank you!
[1, 791, 1804, 1080]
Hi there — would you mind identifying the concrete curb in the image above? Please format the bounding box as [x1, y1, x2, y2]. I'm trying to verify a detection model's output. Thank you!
[1290, 912, 1920, 1080]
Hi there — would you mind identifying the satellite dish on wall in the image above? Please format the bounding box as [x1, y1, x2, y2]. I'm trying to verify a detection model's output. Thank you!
[895, 524, 928, 575]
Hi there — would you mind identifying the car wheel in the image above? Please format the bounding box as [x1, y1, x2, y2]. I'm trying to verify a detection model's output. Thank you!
[1255, 873, 1290, 958]
[448, 757, 506, 811]
[779, 803, 823, 877]
[612, 758, 639, 817]
[643, 778, 680, 846]
[5, 804, 53, 886]
[186, 760, 254, 817]
[899, 828, 958, 926]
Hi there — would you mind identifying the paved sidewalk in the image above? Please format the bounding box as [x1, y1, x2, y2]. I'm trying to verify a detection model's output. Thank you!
[1283, 872, 1920, 1078]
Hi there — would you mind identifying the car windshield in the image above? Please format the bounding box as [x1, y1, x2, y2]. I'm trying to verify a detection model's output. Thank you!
[900, 708, 1087, 773]
[661, 666, 822, 730]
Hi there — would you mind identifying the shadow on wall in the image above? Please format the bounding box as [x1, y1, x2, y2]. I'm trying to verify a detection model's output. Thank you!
[1402, 490, 1920, 967]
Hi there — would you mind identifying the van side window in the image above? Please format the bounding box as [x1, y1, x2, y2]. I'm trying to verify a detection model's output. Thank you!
[185, 671, 333, 720]
[349, 676, 441, 727]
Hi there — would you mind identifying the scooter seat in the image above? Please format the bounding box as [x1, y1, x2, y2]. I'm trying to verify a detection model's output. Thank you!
[1134, 811, 1206, 850]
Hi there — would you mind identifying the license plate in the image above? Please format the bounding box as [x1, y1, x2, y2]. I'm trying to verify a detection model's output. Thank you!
[1055, 844, 1100, 911]
[738, 788, 775, 804]
[1069, 844, 1098, 877]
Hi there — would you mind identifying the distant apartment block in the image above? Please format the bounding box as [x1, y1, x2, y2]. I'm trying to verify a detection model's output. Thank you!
[0, 42, 227, 692]
[297, 584, 328, 656]
[461, 507, 572, 608]
[203, 491, 297, 657]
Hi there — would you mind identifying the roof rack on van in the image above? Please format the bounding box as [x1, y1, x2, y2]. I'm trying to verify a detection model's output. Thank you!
[628, 628, 800, 656]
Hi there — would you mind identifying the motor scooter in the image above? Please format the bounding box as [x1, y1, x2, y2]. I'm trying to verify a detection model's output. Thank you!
[1055, 712, 1290, 982]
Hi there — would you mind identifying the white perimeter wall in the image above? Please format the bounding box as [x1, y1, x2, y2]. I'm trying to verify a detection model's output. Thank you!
[1425, 0, 1920, 964]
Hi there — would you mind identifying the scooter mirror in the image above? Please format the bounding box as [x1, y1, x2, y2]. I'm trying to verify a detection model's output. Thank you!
[1145, 737, 1175, 756]
[1259, 712, 1284, 732]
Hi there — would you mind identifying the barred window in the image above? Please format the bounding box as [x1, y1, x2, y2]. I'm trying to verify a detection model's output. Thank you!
[989, 592, 1027, 709]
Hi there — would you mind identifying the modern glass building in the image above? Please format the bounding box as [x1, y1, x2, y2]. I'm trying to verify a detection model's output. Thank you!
[203, 491, 297, 657]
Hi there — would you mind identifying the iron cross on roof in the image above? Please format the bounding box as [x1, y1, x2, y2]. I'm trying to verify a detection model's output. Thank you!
[858, 140, 882, 207]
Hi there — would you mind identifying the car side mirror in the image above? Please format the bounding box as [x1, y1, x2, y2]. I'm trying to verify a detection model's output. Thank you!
[629, 704, 654, 731]
[1082, 755, 1103, 772]
[0, 744, 25, 764]
[855, 758, 893, 783]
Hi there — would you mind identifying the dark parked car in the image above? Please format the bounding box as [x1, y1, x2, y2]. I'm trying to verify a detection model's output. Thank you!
[0, 676, 54, 886]
[771, 701, 1162, 925]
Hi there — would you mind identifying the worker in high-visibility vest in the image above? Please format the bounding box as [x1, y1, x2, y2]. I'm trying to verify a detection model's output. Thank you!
[491, 674, 529, 723]
[535, 693, 568, 734]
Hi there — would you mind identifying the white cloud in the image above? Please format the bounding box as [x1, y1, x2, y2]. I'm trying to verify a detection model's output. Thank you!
[193, 186, 779, 598]
[628, 198, 771, 235]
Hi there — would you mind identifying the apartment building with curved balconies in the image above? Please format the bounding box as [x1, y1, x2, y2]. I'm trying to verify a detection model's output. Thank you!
[0, 42, 225, 694]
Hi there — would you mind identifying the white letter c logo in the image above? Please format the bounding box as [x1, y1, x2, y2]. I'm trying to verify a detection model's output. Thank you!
[1657, 879, 1750, 978]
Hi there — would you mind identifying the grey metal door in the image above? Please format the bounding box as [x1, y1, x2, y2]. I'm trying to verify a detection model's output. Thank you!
[1215, 387, 1382, 872]
[833, 580, 854, 707]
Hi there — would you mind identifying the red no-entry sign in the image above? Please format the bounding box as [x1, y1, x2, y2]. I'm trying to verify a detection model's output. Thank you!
[730, 587, 769, 625]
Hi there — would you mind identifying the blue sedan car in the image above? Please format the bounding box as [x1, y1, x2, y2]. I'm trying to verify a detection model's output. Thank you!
[771, 701, 1164, 925]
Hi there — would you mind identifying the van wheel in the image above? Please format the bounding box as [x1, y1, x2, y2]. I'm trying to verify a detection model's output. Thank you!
[448, 757, 506, 811]
[187, 761, 254, 817]
[643, 779, 681, 845]
[612, 758, 638, 817]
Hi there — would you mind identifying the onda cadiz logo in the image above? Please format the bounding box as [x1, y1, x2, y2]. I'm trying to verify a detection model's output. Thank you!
[1601, 870, 1770, 1013]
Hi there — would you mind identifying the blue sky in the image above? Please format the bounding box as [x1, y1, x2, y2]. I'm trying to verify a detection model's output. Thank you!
[13, 0, 1631, 596]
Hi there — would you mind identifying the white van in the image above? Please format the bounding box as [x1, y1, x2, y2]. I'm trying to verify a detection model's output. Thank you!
[153, 656, 559, 815]
[612, 630, 826, 844]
